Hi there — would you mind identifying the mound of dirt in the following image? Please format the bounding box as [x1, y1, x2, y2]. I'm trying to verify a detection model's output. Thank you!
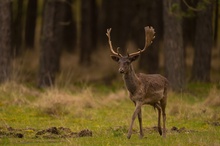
[36, 127, 92, 138]
[78, 129, 92, 137]
[207, 121, 220, 127]
[171, 126, 198, 133]
[0, 127, 24, 138]
[0, 131, 23, 138]
[0, 126, 92, 139]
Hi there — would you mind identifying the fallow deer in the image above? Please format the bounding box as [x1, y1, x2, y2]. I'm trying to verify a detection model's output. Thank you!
[106, 26, 168, 139]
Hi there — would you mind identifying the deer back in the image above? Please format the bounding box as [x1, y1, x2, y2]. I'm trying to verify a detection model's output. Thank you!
[135, 73, 168, 104]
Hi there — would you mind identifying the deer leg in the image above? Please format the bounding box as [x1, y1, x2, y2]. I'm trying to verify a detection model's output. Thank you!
[161, 88, 167, 138]
[127, 102, 142, 139]
[161, 101, 166, 138]
[155, 103, 162, 136]
[134, 101, 144, 138]
[138, 108, 144, 138]
[162, 108, 166, 138]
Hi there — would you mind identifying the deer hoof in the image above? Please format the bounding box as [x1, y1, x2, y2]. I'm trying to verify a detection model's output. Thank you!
[127, 134, 131, 139]
[158, 128, 162, 135]
[139, 134, 144, 139]
[162, 134, 166, 138]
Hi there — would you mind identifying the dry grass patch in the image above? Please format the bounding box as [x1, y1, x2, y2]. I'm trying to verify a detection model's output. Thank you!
[0, 81, 38, 106]
[34, 86, 127, 117]
[167, 91, 215, 121]
[59, 49, 119, 84]
[204, 86, 220, 107]
[34, 87, 98, 116]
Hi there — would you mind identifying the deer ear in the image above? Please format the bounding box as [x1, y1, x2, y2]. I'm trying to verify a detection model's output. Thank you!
[111, 55, 120, 62]
[129, 54, 140, 62]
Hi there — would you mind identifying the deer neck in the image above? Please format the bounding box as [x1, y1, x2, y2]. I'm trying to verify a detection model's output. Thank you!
[122, 65, 140, 94]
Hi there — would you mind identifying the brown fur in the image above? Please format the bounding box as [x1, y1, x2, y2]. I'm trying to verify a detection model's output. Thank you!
[107, 26, 168, 139]
[120, 63, 168, 139]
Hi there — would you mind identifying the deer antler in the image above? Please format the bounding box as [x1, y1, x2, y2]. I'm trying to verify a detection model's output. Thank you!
[129, 26, 155, 56]
[106, 28, 122, 57]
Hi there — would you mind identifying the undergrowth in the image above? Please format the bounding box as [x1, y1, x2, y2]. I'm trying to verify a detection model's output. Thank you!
[0, 48, 220, 144]
[0, 81, 220, 145]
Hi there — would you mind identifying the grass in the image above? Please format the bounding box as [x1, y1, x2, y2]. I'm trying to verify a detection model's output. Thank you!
[0, 81, 220, 146]
[0, 45, 220, 145]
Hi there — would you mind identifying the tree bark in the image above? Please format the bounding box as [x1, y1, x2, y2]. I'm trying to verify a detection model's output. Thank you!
[101, 0, 135, 54]
[25, 0, 37, 49]
[0, 0, 12, 83]
[163, 0, 185, 91]
[214, 0, 218, 46]
[79, 0, 97, 66]
[135, 0, 162, 73]
[12, 0, 23, 56]
[63, 0, 77, 52]
[38, 0, 65, 87]
[191, 1, 213, 82]
[102, 0, 121, 46]
[181, 0, 197, 47]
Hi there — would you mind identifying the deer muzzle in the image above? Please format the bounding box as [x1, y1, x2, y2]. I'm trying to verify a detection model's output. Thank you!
[119, 68, 125, 74]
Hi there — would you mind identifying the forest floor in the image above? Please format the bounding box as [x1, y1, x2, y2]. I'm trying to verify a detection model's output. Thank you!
[0, 81, 220, 146]
[0, 18, 219, 143]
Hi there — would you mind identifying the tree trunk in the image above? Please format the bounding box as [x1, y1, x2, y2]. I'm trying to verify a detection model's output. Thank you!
[79, 0, 97, 66]
[0, 0, 12, 83]
[181, 0, 197, 47]
[101, 0, 135, 54]
[25, 0, 37, 49]
[214, 0, 218, 46]
[163, 0, 185, 91]
[118, 0, 135, 53]
[12, 0, 23, 56]
[135, 0, 162, 73]
[63, 0, 77, 52]
[101, 0, 121, 47]
[38, 0, 65, 87]
[191, 1, 213, 82]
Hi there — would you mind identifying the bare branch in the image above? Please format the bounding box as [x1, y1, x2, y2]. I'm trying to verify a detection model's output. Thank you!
[182, 0, 200, 12]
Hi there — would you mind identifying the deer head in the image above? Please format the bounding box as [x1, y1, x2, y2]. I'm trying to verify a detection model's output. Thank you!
[106, 26, 155, 74]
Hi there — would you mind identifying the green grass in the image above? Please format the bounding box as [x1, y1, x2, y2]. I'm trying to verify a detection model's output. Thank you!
[0, 82, 220, 145]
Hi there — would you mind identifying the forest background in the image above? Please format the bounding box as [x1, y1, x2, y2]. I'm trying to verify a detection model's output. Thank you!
[0, 0, 220, 145]
[0, 0, 219, 90]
